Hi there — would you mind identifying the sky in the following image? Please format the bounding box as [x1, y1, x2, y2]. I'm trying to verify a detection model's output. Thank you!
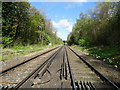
[30, 1, 96, 40]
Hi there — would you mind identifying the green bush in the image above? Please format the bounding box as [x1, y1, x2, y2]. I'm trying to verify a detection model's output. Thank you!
[78, 38, 92, 46]
[2, 37, 13, 48]
[45, 35, 51, 45]
[78, 39, 86, 46]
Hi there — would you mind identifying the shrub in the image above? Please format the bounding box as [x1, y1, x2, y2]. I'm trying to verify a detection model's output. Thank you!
[78, 38, 92, 46]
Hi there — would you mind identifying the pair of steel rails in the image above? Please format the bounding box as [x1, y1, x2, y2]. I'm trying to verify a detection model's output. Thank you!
[1, 46, 120, 90]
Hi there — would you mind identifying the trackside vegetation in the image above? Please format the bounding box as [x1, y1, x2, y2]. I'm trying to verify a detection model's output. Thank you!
[67, 2, 120, 68]
[1, 45, 57, 61]
[1, 2, 63, 61]
[2, 2, 62, 48]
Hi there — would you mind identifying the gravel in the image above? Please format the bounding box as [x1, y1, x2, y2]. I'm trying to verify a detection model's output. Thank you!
[0, 47, 59, 88]
[70, 47, 120, 83]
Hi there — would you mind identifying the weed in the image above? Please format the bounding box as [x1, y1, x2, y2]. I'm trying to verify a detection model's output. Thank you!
[1, 44, 55, 61]
[73, 45, 120, 68]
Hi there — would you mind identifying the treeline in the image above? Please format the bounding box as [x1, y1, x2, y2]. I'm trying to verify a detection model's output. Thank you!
[67, 2, 120, 46]
[2, 2, 62, 48]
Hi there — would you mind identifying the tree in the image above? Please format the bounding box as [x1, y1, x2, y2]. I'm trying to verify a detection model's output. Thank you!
[67, 2, 120, 46]
[2, 2, 62, 48]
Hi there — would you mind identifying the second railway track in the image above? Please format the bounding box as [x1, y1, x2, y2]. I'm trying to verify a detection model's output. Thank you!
[1, 45, 119, 90]
[66, 46, 119, 90]
[0, 46, 59, 74]
[12, 46, 72, 89]
[0, 46, 59, 88]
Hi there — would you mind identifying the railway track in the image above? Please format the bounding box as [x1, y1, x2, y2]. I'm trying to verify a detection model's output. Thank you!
[66, 46, 119, 90]
[0, 46, 59, 88]
[12, 46, 72, 89]
[1, 45, 119, 90]
[0, 46, 59, 74]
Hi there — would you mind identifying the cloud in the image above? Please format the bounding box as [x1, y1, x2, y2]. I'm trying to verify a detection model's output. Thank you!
[57, 32, 61, 35]
[52, 19, 74, 40]
[65, 3, 83, 9]
[52, 19, 73, 32]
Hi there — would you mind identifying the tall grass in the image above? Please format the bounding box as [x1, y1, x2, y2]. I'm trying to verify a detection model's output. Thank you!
[1, 44, 55, 61]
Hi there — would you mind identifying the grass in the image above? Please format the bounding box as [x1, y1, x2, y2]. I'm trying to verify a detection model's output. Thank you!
[73, 45, 120, 68]
[0, 44, 56, 61]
